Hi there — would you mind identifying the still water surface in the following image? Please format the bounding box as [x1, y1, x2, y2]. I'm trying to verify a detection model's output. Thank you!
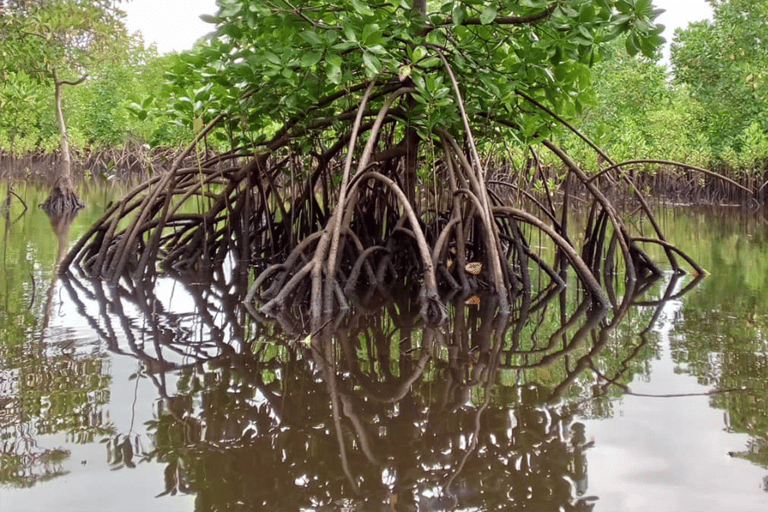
[1, 183, 768, 511]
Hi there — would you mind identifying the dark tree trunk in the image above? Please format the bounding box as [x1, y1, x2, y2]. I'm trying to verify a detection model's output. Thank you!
[40, 179, 85, 216]
[400, 0, 428, 210]
[403, 116, 419, 209]
[40, 70, 86, 216]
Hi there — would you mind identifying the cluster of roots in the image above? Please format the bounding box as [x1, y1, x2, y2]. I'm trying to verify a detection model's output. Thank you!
[40, 178, 85, 217]
[62, 77, 704, 329]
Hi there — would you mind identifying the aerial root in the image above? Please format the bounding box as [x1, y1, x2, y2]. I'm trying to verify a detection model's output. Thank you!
[60, 63, 702, 330]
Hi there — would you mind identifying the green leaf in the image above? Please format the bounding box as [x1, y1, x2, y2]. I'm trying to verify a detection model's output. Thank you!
[265, 52, 281, 65]
[480, 7, 497, 25]
[300, 51, 323, 68]
[578, 25, 593, 42]
[520, 0, 548, 7]
[362, 52, 381, 77]
[199, 14, 219, 24]
[636, 0, 653, 15]
[299, 30, 323, 46]
[579, 4, 596, 23]
[616, 0, 633, 15]
[639, 37, 656, 58]
[554, 64, 570, 82]
[420, 57, 441, 68]
[366, 44, 387, 56]
[408, 45, 427, 63]
[326, 53, 343, 68]
[362, 24, 382, 46]
[349, 0, 374, 17]
[325, 53, 343, 84]
[625, 31, 640, 56]
[342, 21, 359, 43]
[452, 5, 465, 26]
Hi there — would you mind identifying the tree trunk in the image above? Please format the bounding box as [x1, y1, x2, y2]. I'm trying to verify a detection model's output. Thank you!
[403, 111, 419, 209]
[402, 0, 427, 210]
[40, 70, 86, 216]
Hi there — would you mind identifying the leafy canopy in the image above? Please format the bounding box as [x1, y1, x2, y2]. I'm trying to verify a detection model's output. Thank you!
[671, 0, 768, 152]
[0, 1, 158, 153]
[0, 0, 127, 81]
[164, 0, 666, 149]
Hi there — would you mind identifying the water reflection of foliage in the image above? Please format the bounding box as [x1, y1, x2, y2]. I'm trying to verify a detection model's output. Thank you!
[652, 208, 768, 483]
[57, 265, 689, 511]
[0, 445, 70, 489]
[655, 208, 768, 336]
[0, 196, 115, 488]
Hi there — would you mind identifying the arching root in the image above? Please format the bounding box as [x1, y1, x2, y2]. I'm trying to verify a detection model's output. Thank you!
[61, 65, 700, 330]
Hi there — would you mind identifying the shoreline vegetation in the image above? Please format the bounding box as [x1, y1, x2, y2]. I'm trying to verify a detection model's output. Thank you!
[1, 150, 762, 208]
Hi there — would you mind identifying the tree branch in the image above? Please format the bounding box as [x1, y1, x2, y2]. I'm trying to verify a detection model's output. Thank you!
[58, 73, 88, 87]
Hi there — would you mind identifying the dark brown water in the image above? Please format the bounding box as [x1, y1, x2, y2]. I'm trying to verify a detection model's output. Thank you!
[2, 184, 768, 511]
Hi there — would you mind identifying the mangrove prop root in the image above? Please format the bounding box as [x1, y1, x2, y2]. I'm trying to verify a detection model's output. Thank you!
[61, 75, 701, 328]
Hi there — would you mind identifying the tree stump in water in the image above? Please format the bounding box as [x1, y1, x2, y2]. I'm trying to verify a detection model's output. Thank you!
[40, 178, 84, 217]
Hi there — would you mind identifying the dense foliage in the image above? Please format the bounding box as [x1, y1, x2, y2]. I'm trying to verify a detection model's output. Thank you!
[1, 0, 133, 210]
[0, 0, 127, 145]
[0, 44, 190, 153]
[0, 0, 123, 75]
[2, 0, 766, 185]
[671, 0, 768, 175]
[0, 1, 189, 156]
[563, 45, 711, 170]
[159, 0, 665, 151]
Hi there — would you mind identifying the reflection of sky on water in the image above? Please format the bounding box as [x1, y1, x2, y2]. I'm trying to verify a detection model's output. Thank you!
[3, 355, 195, 512]
[584, 288, 767, 512]
[3, 278, 196, 512]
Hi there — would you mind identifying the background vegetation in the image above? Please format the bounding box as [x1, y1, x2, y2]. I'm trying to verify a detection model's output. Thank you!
[0, 0, 766, 184]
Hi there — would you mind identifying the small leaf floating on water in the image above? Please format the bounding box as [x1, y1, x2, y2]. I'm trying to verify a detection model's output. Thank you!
[464, 295, 480, 306]
[465, 262, 482, 275]
[388, 491, 398, 511]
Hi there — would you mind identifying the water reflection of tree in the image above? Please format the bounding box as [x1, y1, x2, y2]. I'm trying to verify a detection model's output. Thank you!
[57, 266, 687, 511]
[670, 222, 768, 485]
[645, 207, 768, 485]
[0, 206, 114, 487]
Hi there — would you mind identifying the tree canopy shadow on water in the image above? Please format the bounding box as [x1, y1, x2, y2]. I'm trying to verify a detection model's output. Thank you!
[56, 263, 703, 511]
